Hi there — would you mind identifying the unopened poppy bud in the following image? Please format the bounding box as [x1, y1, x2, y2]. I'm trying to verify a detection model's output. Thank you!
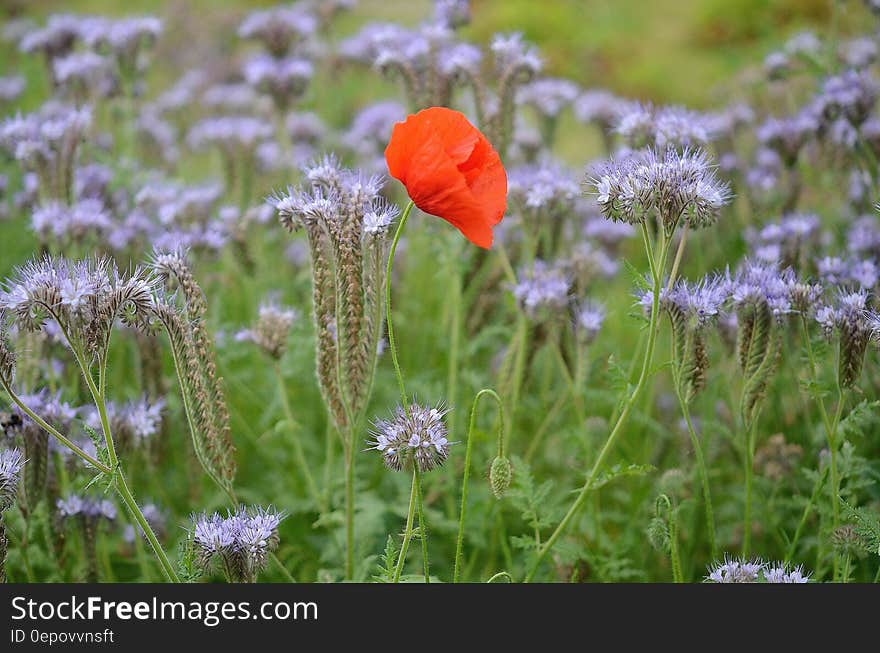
[489, 455, 512, 499]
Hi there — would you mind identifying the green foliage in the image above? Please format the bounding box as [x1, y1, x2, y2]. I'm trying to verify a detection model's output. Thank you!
[372, 535, 400, 583]
[841, 501, 880, 557]
[838, 401, 880, 441]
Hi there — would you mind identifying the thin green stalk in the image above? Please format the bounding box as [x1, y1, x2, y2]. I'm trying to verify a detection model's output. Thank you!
[0, 380, 110, 473]
[743, 420, 755, 558]
[386, 201, 415, 409]
[841, 554, 851, 583]
[663, 496, 683, 583]
[393, 470, 419, 583]
[784, 465, 827, 564]
[272, 552, 297, 582]
[800, 316, 833, 434]
[115, 472, 179, 582]
[344, 440, 355, 580]
[507, 316, 529, 433]
[274, 363, 324, 511]
[665, 226, 689, 291]
[322, 421, 335, 516]
[550, 336, 586, 426]
[385, 201, 433, 583]
[799, 314, 844, 578]
[454, 388, 504, 583]
[446, 260, 462, 434]
[524, 393, 566, 463]
[675, 388, 717, 560]
[76, 340, 179, 582]
[828, 391, 844, 580]
[524, 222, 670, 582]
[414, 465, 429, 583]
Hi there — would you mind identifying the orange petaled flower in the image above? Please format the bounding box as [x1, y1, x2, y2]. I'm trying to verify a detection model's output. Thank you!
[385, 107, 507, 249]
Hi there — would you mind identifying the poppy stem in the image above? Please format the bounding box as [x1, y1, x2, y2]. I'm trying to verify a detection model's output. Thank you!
[454, 388, 504, 583]
[386, 200, 415, 409]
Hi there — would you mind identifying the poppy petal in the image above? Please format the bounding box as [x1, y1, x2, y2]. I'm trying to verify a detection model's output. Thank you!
[385, 106, 507, 248]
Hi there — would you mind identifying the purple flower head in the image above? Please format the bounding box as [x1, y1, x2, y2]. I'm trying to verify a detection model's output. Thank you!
[519, 78, 579, 118]
[0, 75, 26, 103]
[434, 0, 471, 29]
[508, 160, 580, 215]
[574, 90, 631, 131]
[668, 274, 731, 327]
[286, 111, 326, 145]
[343, 101, 406, 165]
[705, 556, 765, 583]
[842, 37, 877, 69]
[575, 300, 606, 343]
[849, 259, 879, 289]
[439, 42, 482, 79]
[192, 512, 235, 556]
[816, 69, 878, 128]
[338, 23, 409, 64]
[568, 241, 619, 280]
[57, 494, 117, 522]
[53, 51, 114, 98]
[615, 104, 716, 150]
[237, 296, 298, 360]
[817, 256, 848, 286]
[136, 109, 179, 164]
[764, 562, 811, 583]
[369, 402, 451, 473]
[192, 505, 284, 581]
[589, 148, 730, 229]
[847, 215, 880, 258]
[243, 55, 313, 109]
[30, 199, 113, 245]
[187, 116, 273, 153]
[511, 259, 571, 318]
[785, 31, 822, 58]
[201, 83, 271, 114]
[748, 213, 820, 267]
[1, 255, 154, 337]
[79, 16, 161, 65]
[490, 32, 542, 76]
[363, 198, 400, 236]
[732, 260, 795, 317]
[19, 14, 82, 59]
[704, 103, 754, 140]
[764, 51, 790, 79]
[238, 4, 317, 57]
[756, 113, 817, 165]
[1, 102, 92, 199]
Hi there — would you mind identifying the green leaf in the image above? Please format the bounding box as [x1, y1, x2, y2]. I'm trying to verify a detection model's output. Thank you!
[372, 535, 399, 583]
[838, 400, 880, 440]
[623, 259, 650, 292]
[841, 500, 880, 557]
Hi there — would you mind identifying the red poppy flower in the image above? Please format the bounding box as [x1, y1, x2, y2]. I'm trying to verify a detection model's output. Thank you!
[385, 107, 507, 249]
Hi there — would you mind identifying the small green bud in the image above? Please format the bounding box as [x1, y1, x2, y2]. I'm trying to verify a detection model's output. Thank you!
[647, 516, 670, 552]
[489, 455, 512, 499]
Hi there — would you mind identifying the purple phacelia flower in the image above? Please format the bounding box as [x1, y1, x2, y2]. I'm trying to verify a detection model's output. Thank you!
[368, 402, 451, 472]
